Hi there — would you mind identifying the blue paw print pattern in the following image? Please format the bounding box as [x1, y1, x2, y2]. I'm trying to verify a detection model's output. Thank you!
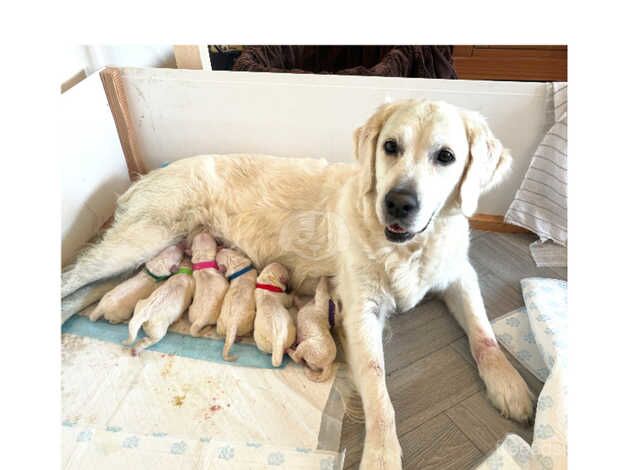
[485, 452, 504, 470]
[106, 426, 122, 433]
[245, 442, 262, 448]
[536, 367, 550, 379]
[320, 457, 336, 470]
[539, 455, 554, 469]
[200, 437, 211, 443]
[515, 350, 533, 362]
[536, 424, 555, 439]
[152, 432, 167, 438]
[492, 307, 548, 382]
[497, 333, 513, 345]
[76, 429, 93, 442]
[522, 277, 568, 369]
[537, 396, 554, 411]
[62, 419, 76, 428]
[170, 441, 187, 455]
[122, 435, 139, 449]
[267, 452, 285, 466]
[295, 447, 312, 453]
[504, 436, 531, 465]
[217, 445, 235, 460]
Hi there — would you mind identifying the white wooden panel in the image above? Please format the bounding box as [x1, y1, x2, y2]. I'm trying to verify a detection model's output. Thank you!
[61, 72, 131, 266]
[119, 68, 550, 215]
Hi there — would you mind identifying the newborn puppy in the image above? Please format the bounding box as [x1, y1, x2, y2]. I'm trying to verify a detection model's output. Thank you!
[288, 276, 337, 382]
[216, 249, 257, 361]
[254, 262, 295, 367]
[89, 244, 183, 323]
[188, 232, 229, 336]
[124, 258, 195, 355]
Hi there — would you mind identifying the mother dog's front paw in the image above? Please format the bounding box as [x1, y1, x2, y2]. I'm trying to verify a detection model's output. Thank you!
[359, 433, 402, 470]
[479, 348, 534, 423]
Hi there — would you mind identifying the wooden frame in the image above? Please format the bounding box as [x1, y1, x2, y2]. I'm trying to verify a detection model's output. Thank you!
[469, 214, 530, 234]
[100, 67, 147, 180]
[173, 45, 212, 70]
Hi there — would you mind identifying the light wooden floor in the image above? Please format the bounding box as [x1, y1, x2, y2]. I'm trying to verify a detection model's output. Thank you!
[339, 231, 567, 469]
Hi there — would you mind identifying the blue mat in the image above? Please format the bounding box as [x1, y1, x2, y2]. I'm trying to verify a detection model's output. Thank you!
[62, 315, 287, 369]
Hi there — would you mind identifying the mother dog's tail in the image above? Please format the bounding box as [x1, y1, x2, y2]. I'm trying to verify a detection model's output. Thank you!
[61, 162, 206, 304]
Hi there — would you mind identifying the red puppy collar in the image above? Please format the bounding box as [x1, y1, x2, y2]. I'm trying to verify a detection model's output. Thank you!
[192, 260, 219, 271]
[256, 283, 284, 293]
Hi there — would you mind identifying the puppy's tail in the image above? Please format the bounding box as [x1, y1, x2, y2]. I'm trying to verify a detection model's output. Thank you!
[272, 334, 285, 367]
[123, 301, 146, 347]
[222, 325, 239, 362]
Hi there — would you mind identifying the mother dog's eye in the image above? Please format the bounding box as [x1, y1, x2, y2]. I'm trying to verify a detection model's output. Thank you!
[383, 139, 399, 155]
[436, 148, 455, 165]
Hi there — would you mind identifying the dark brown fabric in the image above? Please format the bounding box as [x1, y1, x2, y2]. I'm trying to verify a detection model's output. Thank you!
[232, 46, 457, 79]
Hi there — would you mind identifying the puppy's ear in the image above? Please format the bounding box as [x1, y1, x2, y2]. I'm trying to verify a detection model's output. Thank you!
[458, 111, 512, 217]
[353, 103, 396, 195]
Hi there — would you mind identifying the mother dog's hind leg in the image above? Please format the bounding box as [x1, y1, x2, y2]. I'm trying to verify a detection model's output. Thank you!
[61, 219, 183, 298]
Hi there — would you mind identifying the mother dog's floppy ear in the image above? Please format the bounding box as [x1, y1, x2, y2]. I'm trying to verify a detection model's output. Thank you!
[458, 111, 512, 217]
[353, 103, 397, 195]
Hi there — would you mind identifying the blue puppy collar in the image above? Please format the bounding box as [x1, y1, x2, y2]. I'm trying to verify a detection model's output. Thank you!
[227, 264, 255, 282]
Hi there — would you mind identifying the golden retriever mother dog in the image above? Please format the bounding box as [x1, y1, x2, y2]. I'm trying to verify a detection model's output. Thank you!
[62, 99, 533, 469]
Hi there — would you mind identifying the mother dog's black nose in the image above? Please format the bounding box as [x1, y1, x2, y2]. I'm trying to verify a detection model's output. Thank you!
[385, 189, 419, 220]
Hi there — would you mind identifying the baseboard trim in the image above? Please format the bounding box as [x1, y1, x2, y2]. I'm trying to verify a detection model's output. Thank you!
[469, 214, 531, 234]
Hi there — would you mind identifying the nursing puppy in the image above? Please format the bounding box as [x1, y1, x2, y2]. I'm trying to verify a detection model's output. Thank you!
[188, 231, 229, 336]
[124, 258, 195, 355]
[216, 249, 257, 361]
[254, 262, 295, 367]
[89, 244, 184, 323]
[289, 276, 336, 382]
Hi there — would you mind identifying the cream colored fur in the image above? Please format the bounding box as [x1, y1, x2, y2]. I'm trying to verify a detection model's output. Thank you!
[188, 232, 229, 336]
[124, 258, 195, 355]
[89, 245, 183, 323]
[289, 277, 336, 382]
[253, 262, 295, 367]
[216, 249, 257, 361]
[62, 99, 531, 469]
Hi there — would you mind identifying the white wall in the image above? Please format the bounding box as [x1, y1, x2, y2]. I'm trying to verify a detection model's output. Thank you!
[61, 72, 131, 266]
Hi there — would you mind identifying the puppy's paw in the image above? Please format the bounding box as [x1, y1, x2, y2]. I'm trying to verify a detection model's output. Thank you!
[479, 348, 534, 423]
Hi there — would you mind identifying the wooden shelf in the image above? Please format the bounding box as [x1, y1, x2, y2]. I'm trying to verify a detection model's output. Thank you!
[453, 45, 567, 81]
